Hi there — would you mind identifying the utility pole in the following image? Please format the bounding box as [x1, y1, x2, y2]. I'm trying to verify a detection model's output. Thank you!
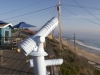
[74, 33, 76, 53]
[57, 0, 63, 50]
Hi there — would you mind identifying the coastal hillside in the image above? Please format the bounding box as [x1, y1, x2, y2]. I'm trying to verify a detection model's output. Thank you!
[49, 38, 100, 75]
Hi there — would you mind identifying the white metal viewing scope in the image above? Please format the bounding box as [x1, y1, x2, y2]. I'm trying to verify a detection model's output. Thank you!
[18, 17, 58, 56]
[18, 17, 63, 75]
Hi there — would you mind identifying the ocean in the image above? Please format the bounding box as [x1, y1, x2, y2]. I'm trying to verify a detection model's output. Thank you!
[63, 34, 100, 56]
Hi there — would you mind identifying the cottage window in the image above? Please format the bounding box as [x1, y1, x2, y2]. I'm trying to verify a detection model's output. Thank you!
[5, 31, 9, 41]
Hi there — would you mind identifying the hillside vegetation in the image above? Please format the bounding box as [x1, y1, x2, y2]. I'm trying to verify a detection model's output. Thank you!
[49, 38, 100, 75]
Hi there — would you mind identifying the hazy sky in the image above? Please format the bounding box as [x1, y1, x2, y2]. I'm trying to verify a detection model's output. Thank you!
[0, 0, 100, 35]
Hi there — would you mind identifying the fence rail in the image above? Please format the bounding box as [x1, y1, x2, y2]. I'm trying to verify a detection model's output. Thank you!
[46, 38, 62, 75]
[0, 36, 25, 50]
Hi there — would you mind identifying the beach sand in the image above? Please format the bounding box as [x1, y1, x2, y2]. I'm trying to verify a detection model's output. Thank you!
[61, 39, 100, 64]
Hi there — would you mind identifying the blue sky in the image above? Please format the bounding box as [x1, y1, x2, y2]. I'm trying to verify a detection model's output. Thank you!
[0, 0, 100, 36]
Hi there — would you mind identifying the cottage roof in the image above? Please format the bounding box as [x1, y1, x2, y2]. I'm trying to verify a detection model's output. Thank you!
[0, 21, 12, 28]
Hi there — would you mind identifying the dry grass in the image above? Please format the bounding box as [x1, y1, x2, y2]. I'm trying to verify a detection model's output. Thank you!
[49, 38, 100, 75]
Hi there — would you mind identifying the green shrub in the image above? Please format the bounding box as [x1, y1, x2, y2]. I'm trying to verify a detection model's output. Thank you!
[47, 39, 100, 75]
[94, 69, 100, 75]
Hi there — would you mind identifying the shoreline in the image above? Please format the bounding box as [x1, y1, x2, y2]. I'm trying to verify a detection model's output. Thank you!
[61, 38, 100, 64]
[68, 40, 100, 56]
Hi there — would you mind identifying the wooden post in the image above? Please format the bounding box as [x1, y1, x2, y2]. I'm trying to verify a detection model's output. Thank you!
[18, 28, 20, 37]
[57, 1, 63, 50]
[11, 36, 13, 50]
[52, 30, 54, 38]
[74, 33, 76, 53]
[50, 66, 54, 75]
[0, 51, 3, 65]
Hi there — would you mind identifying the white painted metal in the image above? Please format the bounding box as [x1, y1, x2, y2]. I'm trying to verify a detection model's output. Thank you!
[32, 41, 46, 75]
[18, 17, 63, 75]
[28, 59, 34, 67]
[18, 17, 58, 56]
[45, 59, 63, 66]
[33, 55, 46, 75]
[28, 59, 63, 67]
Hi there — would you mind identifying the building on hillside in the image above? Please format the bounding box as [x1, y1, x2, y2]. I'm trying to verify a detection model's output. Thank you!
[0, 21, 12, 45]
